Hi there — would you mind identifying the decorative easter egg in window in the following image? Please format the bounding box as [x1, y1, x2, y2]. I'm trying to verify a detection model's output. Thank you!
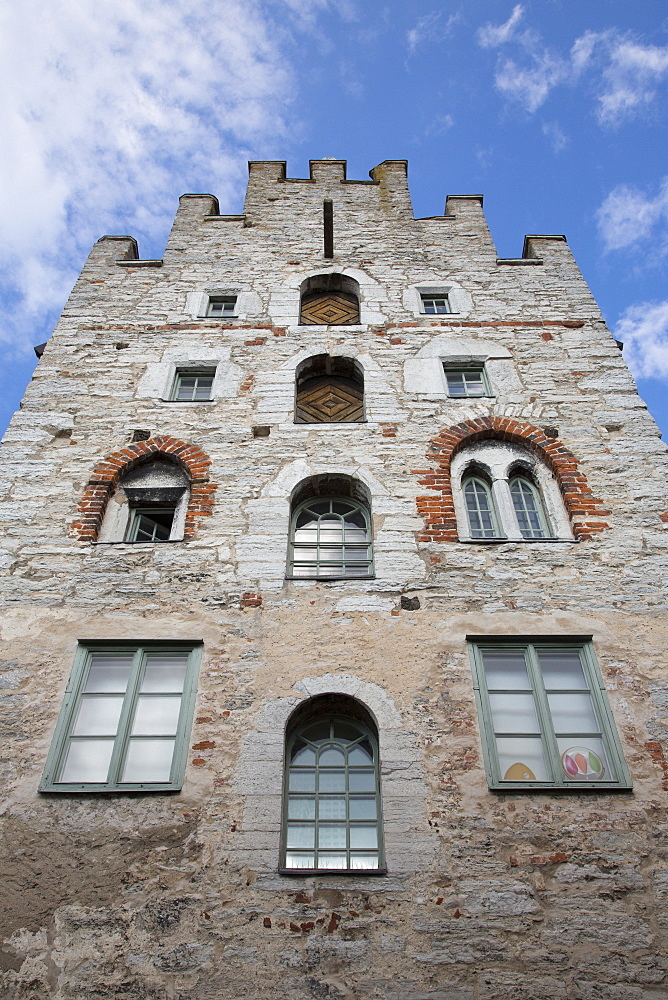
[504, 762, 536, 781]
[562, 747, 604, 780]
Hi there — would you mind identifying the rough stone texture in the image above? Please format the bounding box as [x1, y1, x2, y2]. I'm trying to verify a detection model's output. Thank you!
[1, 158, 667, 999]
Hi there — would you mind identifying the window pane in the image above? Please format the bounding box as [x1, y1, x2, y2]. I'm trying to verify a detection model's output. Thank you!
[548, 692, 599, 734]
[121, 739, 175, 782]
[72, 695, 124, 735]
[538, 652, 587, 689]
[131, 696, 182, 735]
[345, 527, 368, 542]
[446, 373, 466, 396]
[285, 852, 314, 869]
[288, 796, 315, 820]
[141, 654, 188, 692]
[350, 853, 379, 869]
[348, 770, 375, 792]
[319, 745, 344, 764]
[349, 797, 377, 819]
[496, 737, 549, 781]
[350, 824, 378, 849]
[558, 739, 609, 781]
[60, 739, 114, 783]
[84, 654, 133, 693]
[482, 650, 531, 689]
[318, 795, 346, 819]
[294, 528, 318, 542]
[348, 744, 373, 764]
[286, 823, 315, 848]
[292, 744, 317, 764]
[319, 771, 346, 792]
[333, 721, 362, 742]
[289, 770, 315, 792]
[462, 373, 485, 396]
[302, 722, 330, 743]
[318, 825, 346, 849]
[488, 692, 540, 734]
[346, 549, 370, 561]
[317, 853, 348, 869]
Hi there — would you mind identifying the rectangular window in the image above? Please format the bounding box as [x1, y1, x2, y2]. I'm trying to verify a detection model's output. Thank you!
[468, 638, 631, 790]
[207, 295, 237, 317]
[171, 369, 215, 402]
[444, 364, 490, 398]
[421, 293, 451, 315]
[125, 506, 175, 542]
[40, 642, 202, 792]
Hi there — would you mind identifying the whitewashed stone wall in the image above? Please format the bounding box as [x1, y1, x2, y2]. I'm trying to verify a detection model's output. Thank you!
[1, 159, 667, 1000]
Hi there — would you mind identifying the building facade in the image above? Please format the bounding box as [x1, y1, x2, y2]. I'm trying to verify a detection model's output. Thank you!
[1, 158, 668, 999]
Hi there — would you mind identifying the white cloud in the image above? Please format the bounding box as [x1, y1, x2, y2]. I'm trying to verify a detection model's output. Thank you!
[477, 4, 524, 49]
[598, 41, 668, 124]
[542, 121, 569, 153]
[614, 301, 668, 380]
[477, 14, 668, 124]
[406, 11, 460, 56]
[597, 178, 668, 252]
[0, 0, 312, 358]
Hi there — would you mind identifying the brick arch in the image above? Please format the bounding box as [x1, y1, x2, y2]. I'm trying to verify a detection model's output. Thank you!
[413, 417, 609, 542]
[70, 435, 216, 541]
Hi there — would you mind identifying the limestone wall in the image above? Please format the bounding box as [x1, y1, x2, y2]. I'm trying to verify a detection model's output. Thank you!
[1, 160, 667, 1000]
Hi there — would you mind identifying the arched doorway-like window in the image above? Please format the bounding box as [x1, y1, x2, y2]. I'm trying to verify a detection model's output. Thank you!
[295, 354, 364, 423]
[98, 458, 190, 543]
[281, 696, 384, 873]
[299, 273, 360, 325]
[509, 474, 550, 539]
[462, 474, 499, 539]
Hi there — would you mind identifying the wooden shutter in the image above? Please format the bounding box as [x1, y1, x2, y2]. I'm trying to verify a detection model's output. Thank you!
[296, 375, 364, 423]
[300, 291, 360, 325]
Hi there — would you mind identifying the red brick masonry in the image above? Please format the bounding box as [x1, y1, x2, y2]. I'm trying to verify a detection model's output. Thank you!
[412, 416, 610, 542]
[70, 435, 216, 541]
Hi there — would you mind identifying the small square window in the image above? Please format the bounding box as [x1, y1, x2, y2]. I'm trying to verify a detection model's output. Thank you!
[171, 369, 215, 402]
[207, 296, 237, 317]
[39, 642, 202, 792]
[469, 638, 631, 791]
[421, 293, 451, 315]
[444, 365, 490, 398]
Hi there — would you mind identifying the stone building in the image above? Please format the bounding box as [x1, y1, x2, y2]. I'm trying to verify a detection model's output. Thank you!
[1, 158, 668, 999]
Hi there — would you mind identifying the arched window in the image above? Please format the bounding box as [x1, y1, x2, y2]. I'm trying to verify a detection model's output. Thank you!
[282, 698, 383, 872]
[295, 354, 364, 423]
[290, 498, 373, 578]
[98, 458, 190, 543]
[462, 475, 499, 539]
[299, 273, 360, 326]
[509, 474, 550, 539]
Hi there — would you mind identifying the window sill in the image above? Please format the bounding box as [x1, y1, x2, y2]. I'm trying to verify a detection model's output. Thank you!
[459, 537, 578, 545]
[489, 782, 632, 793]
[92, 539, 186, 546]
[286, 575, 375, 581]
[160, 399, 216, 404]
[278, 867, 388, 877]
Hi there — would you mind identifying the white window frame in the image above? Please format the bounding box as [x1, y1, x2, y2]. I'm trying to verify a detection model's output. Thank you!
[443, 363, 493, 398]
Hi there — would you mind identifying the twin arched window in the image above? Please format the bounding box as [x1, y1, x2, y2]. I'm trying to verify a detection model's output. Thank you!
[455, 443, 568, 543]
[282, 699, 383, 872]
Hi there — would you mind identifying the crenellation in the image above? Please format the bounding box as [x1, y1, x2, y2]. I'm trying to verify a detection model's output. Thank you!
[1, 159, 668, 999]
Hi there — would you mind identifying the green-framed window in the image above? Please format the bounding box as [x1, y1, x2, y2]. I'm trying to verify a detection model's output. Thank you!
[462, 476, 502, 539]
[171, 369, 215, 402]
[420, 293, 451, 314]
[207, 295, 237, 317]
[443, 365, 491, 398]
[281, 714, 384, 872]
[509, 475, 550, 539]
[40, 642, 202, 793]
[468, 638, 631, 791]
[289, 497, 373, 579]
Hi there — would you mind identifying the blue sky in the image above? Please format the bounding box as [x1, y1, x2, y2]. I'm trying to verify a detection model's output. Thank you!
[1, 0, 667, 438]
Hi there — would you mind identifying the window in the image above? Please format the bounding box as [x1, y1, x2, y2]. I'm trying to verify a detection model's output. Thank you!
[295, 355, 364, 423]
[300, 274, 360, 325]
[281, 704, 384, 872]
[289, 497, 373, 579]
[463, 475, 499, 539]
[452, 442, 569, 543]
[97, 458, 190, 543]
[444, 364, 490, 398]
[421, 293, 451, 315]
[469, 638, 631, 790]
[509, 475, 549, 539]
[171, 369, 215, 402]
[207, 295, 237, 317]
[40, 642, 202, 792]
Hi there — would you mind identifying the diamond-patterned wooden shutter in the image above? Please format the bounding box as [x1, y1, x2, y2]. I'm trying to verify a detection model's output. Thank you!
[300, 290, 360, 325]
[296, 375, 364, 423]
